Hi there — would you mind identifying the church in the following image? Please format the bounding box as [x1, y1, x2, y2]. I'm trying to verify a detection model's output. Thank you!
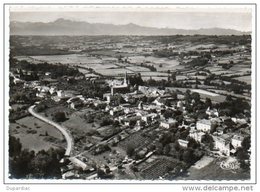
[111, 72, 130, 95]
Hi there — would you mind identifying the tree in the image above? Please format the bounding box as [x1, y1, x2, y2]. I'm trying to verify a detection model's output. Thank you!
[9, 136, 22, 157]
[236, 147, 249, 161]
[205, 98, 212, 108]
[242, 136, 251, 151]
[30, 148, 62, 179]
[191, 92, 201, 103]
[236, 147, 250, 170]
[53, 111, 67, 122]
[170, 91, 178, 100]
[184, 90, 192, 104]
[9, 136, 64, 179]
[163, 144, 171, 155]
[85, 114, 95, 123]
[113, 120, 120, 127]
[225, 95, 233, 102]
[188, 138, 200, 149]
[9, 149, 35, 179]
[100, 116, 113, 126]
[126, 144, 135, 157]
[129, 119, 137, 127]
[201, 133, 214, 150]
[163, 109, 174, 119]
[171, 72, 176, 81]
[230, 83, 243, 94]
[182, 149, 194, 164]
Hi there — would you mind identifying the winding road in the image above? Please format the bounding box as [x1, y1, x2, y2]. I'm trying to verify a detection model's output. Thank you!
[28, 105, 73, 156]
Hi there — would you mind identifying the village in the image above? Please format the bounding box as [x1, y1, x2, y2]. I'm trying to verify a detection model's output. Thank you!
[9, 47, 251, 180]
[6, 30, 253, 181]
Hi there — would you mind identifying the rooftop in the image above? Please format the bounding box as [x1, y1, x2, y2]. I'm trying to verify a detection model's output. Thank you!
[197, 119, 211, 125]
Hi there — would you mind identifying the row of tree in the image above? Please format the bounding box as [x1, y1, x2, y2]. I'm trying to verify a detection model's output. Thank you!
[9, 136, 65, 179]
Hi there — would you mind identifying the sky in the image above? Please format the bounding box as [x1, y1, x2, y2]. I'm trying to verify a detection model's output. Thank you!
[9, 5, 253, 32]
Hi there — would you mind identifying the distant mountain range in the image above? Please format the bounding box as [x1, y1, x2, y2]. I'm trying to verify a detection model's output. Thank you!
[10, 18, 250, 36]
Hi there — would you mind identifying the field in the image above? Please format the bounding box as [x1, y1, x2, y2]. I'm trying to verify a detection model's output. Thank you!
[128, 56, 183, 71]
[234, 75, 251, 84]
[167, 87, 226, 103]
[30, 54, 103, 65]
[139, 71, 169, 77]
[142, 76, 168, 81]
[95, 68, 133, 76]
[191, 89, 220, 97]
[16, 53, 183, 78]
[184, 43, 216, 51]
[126, 66, 151, 72]
[81, 63, 119, 70]
[9, 116, 65, 152]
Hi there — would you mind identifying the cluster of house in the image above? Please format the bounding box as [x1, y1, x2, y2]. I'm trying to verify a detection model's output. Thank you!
[103, 75, 250, 157]
[189, 118, 248, 156]
[17, 68, 250, 159]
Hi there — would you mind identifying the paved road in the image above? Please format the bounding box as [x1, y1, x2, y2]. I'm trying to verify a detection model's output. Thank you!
[28, 105, 73, 156]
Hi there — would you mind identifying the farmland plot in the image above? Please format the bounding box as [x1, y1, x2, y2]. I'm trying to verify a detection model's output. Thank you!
[30, 54, 103, 65]
[9, 116, 64, 152]
[234, 75, 251, 84]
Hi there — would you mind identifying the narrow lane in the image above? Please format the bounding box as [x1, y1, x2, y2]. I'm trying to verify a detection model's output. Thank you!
[28, 105, 73, 156]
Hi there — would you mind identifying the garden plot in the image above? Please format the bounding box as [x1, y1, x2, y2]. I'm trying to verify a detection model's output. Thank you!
[117, 132, 152, 151]
[97, 126, 122, 140]
[139, 156, 184, 180]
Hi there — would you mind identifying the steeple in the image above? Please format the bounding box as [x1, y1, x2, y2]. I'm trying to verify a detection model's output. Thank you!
[123, 71, 128, 86]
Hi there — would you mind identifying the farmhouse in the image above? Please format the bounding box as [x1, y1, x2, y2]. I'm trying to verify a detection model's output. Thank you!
[178, 139, 189, 148]
[69, 157, 89, 171]
[70, 100, 84, 110]
[231, 134, 245, 149]
[206, 107, 219, 117]
[196, 119, 213, 133]
[160, 118, 177, 129]
[141, 113, 158, 124]
[213, 134, 232, 156]
[189, 131, 205, 142]
[110, 106, 124, 116]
